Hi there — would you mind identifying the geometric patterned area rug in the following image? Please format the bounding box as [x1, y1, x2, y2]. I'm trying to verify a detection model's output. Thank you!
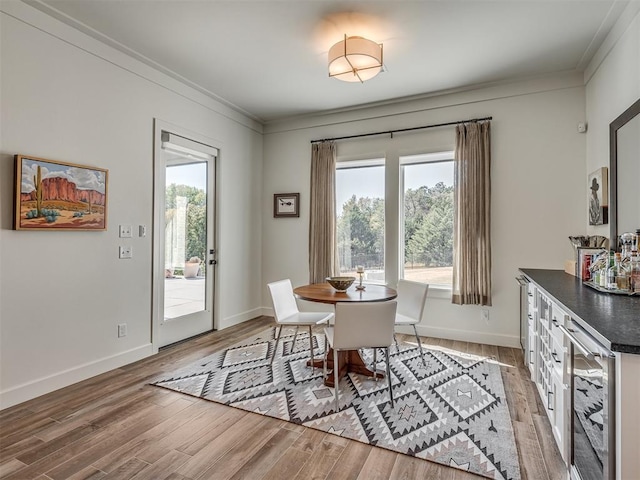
[151, 327, 521, 480]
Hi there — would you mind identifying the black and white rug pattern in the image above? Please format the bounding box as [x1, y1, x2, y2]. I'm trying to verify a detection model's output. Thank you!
[152, 327, 521, 480]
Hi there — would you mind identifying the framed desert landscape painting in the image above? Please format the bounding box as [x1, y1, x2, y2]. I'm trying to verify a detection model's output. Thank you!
[14, 155, 108, 231]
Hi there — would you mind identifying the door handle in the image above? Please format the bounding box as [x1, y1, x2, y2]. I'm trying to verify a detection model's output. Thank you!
[558, 325, 594, 360]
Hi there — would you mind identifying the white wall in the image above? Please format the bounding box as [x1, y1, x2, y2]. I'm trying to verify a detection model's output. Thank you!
[583, 5, 640, 479]
[0, 3, 263, 408]
[585, 2, 640, 240]
[263, 74, 587, 347]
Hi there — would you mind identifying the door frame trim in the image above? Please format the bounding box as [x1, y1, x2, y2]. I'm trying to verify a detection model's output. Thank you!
[152, 119, 221, 352]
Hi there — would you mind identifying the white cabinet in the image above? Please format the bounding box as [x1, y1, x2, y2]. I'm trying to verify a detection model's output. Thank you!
[524, 285, 569, 463]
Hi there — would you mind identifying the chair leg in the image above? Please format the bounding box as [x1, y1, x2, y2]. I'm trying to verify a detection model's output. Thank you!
[333, 348, 340, 412]
[385, 347, 394, 408]
[308, 326, 314, 372]
[373, 348, 378, 382]
[413, 325, 426, 367]
[270, 324, 283, 364]
[394, 333, 399, 351]
[323, 336, 328, 380]
[291, 326, 299, 352]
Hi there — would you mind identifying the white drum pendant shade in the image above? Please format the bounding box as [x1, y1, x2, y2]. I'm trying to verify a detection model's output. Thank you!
[328, 35, 383, 83]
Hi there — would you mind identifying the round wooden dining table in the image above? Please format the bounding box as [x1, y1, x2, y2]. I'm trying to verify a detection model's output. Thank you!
[293, 282, 397, 387]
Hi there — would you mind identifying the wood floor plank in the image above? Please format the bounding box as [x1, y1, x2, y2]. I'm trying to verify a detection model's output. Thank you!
[44, 398, 194, 480]
[0, 458, 28, 477]
[17, 424, 101, 465]
[466, 341, 484, 357]
[356, 447, 397, 480]
[325, 440, 371, 480]
[0, 434, 45, 460]
[388, 452, 430, 479]
[66, 465, 107, 480]
[195, 420, 282, 480]
[101, 457, 149, 479]
[293, 438, 344, 480]
[91, 399, 211, 472]
[0, 316, 567, 480]
[2, 401, 161, 480]
[171, 407, 247, 458]
[532, 414, 567, 480]
[512, 420, 550, 480]
[129, 450, 191, 480]
[174, 414, 271, 479]
[289, 427, 326, 453]
[226, 427, 303, 480]
[261, 446, 309, 480]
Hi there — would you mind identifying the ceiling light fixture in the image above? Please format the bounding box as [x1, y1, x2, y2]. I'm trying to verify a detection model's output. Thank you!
[328, 35, 383, 83]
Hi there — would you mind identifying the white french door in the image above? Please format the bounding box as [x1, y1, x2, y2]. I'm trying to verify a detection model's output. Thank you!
[154, 125, 217, 348]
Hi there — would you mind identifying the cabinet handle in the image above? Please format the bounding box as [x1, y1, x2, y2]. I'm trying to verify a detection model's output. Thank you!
[547, 390, 554, 411]
[529, 350, 534, 365]
[558, 325, 595, 360]
[552, 319, 559, 327]
[551, 352, 561, 364]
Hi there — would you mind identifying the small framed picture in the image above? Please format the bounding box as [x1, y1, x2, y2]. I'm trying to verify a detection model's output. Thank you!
[588, 167, 608, 225]
[273, 193, 299, 218]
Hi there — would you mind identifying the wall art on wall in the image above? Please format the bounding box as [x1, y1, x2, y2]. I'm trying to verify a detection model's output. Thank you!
[14, 155, 109, 231]
[273, 193, 299, 218]
[588, 167, 608, 226]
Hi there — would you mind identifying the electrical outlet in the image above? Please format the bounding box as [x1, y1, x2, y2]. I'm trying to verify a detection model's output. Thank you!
[138, 225, 146, 237]
[117, 323, 127, 337]
[481, 309, 489, 323]
[119, 246, 132, 259]
[119, 224, 132, 238]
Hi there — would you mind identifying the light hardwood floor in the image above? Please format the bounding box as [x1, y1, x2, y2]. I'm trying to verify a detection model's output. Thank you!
[0, 317, 566, 480]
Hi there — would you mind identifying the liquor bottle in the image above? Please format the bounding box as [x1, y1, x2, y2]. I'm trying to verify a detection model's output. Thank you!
[616, 256, 630, 291]
[630, 251, 640, 293]
[606, 252, 621, 290]
[599, 259, 608, 287]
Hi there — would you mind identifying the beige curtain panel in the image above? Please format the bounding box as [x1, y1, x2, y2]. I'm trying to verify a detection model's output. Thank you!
[309, 141, 338, 284]
[452, 121, 492, 306]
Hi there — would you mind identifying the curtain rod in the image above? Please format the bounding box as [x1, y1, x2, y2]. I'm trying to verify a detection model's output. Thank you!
[310, 116, 492, 144]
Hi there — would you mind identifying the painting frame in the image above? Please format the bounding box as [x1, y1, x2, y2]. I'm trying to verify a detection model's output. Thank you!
[14, 154, 109, 231]
[273, 193, 299, 218]
[588, 167, 608, 226]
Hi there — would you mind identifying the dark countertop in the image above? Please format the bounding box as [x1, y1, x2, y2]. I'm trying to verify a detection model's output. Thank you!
[520, 269, 640, 355]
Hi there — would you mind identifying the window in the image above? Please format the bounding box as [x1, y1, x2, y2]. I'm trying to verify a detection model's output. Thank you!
[336, 159, 385, 282]
[401, 152, 455, 286]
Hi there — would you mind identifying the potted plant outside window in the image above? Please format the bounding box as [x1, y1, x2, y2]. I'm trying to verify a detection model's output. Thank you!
[184, 256, 201, 278]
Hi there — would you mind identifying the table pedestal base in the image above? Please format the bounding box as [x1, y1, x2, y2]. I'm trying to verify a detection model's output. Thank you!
[308, 349, 384, 387]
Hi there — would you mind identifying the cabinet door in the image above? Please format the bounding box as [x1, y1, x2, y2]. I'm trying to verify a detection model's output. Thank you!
[550, 370, 568, 462]
[527, 324, 536, 379]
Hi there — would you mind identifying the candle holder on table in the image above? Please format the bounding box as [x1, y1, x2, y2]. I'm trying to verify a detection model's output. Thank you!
[356, 266, 366, 290]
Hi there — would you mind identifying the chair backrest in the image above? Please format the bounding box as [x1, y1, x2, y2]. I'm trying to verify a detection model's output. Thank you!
[396, 279, 429, 321]
[333, 301, 397, 350]
[267, 279, 299, 322]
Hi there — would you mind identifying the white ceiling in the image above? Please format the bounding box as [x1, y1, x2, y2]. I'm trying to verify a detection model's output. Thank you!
[32, 0, 629, 123]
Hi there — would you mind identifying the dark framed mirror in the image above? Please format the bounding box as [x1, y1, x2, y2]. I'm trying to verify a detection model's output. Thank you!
[609, 98, 640, 249]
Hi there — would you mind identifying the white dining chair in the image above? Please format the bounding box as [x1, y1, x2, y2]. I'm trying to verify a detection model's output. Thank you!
[324, 301, 397, 412]
[267, 279, 334, 369]
[395, 279, 429, 366]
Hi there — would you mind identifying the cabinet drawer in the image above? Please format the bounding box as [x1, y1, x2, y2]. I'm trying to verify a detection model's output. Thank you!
[550, 303, 567, 346]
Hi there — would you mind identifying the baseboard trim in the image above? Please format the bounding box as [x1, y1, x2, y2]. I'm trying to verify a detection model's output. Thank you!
[220, 308, 265, 329]
[396, 324, 521, 349]
[0, 343, 154, 410]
